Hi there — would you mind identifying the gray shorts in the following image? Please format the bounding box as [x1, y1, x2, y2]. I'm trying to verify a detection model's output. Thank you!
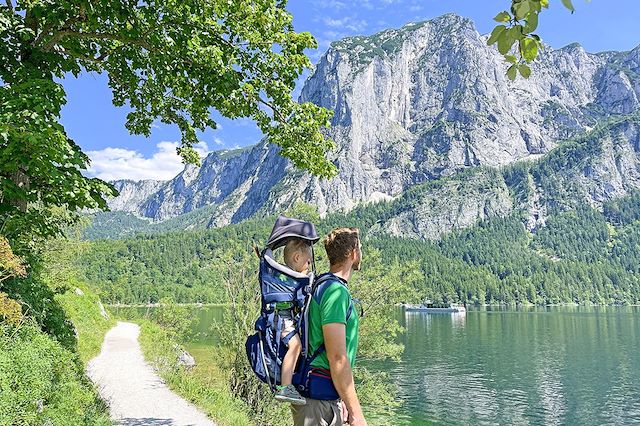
[291, 398, 343, 426]
[278, 309, 296, 335]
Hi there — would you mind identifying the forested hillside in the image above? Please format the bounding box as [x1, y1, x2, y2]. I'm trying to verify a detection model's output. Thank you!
[79, 189, 640, 306]
[80, 114, 640, 307]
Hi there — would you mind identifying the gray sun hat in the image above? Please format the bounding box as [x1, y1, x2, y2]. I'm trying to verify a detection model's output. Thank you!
[265, 215, 320, 250]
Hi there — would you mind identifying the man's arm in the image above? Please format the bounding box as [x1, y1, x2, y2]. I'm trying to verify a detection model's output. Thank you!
[323, 323, 367, 426]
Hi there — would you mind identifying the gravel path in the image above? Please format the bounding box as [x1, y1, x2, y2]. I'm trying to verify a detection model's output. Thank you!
[88, 321, 216, 426]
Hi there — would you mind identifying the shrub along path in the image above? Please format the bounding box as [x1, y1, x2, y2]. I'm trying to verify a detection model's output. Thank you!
[88, 321, 216, 426]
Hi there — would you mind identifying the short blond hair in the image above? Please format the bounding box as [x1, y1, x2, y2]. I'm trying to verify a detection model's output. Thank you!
[324, 228, 360, 266]
[284, 238, 311, 267]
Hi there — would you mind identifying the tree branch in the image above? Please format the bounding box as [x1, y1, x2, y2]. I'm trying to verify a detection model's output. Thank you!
[34, 19, 72, 48]
[5, 0, 13, 13]
[33, 13, 84, 49]
[57, 46, 106, 64]
[42, 30, 155, 53]
[257, 96, 287, 122]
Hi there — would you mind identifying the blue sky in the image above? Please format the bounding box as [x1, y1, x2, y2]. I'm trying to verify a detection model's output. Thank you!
[61, 0, 640, 181]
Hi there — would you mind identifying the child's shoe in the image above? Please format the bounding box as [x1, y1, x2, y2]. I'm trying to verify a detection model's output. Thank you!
[275, 384, 307, 405]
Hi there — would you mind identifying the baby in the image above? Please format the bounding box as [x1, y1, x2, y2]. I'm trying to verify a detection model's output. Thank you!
[274, 238, 312, 405]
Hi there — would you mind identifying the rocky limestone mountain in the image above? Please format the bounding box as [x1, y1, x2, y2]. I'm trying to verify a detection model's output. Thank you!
[106, 13, 640, 239]
[369, 115, 640, 240]
[109, 179, 164, 214]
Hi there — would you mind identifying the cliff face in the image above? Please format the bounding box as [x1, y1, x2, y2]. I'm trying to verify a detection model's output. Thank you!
[108, 179, 164, 213]
[371, 116, 640, 240]
[106, 14, 640, 239]
[296, 15, 639, 213]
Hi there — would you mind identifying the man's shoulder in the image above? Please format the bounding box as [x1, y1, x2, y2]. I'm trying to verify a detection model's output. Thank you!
[314, 273, 349, 303]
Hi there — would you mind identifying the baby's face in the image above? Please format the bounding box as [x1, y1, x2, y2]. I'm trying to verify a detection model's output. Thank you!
[292, 248, 312, 274]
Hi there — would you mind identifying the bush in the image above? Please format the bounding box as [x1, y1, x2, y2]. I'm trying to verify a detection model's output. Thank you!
[151, 297, 198, 340]
[55, 280, 114, 364]
[0, 291, 22, 325]
[0, 323, 111, 426]
[2, 273, 77, 351]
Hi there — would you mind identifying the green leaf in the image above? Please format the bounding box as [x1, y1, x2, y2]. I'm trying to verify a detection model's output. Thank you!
[514, 1, 531, 20]
[540, 0, 550, 7]
[519, 63, 532, 78]
[508, 25, 524, 40]
[530, 1, 542, 13]
[505, 55, 518, 64]
[524, 11, 539, 33]
[519, 37, 539, 62]
[487, 25, 507, 45]
[507, 64, 518, 81]
[497, 28, 518, 55]
[493, 11, 511, 22]
[561, 0, 575, 12]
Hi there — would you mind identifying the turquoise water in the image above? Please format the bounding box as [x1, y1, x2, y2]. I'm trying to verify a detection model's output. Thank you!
[118, 305, 640, 425]
[392, 306, 640, 425]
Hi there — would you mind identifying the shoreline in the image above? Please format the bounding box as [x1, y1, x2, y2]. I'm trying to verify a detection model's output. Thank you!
[107, 302, 227, 308]
[398, 302, 640, 308]
[110, 302, 640, 309]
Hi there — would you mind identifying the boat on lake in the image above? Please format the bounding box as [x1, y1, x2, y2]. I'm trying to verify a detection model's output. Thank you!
[404, 301, 466, 314]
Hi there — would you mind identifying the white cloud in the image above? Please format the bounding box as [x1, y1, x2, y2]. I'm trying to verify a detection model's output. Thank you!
[322, 30, 342, 39]
[87, 141, 210, 181]
[361, 0, 375, 10]
[314, 0, 347, 10]
[195, 141, 210, 154]
[323, 17, 368, 32]
[319, 0, 404, 11]
[213, 137, 225, 146]
[323, 17, 346, 28]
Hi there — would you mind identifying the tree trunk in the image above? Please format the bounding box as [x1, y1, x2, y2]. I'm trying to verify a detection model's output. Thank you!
[9, 169, 29, 212]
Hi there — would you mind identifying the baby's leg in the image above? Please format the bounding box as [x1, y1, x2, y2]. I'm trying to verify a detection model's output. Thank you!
[280, 333, 302, 386]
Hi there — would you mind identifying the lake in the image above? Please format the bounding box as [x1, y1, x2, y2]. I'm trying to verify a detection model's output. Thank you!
[121, 305, 640, 425]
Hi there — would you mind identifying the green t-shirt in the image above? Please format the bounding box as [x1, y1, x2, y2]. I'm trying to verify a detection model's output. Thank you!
[308, 277, 359, 370]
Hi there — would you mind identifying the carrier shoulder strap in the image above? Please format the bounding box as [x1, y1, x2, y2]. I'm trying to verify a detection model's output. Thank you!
[311, 273, 354, 321]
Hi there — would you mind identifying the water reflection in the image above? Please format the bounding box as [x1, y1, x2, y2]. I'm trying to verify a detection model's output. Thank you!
[422, 365, 500, 424]
[393, 306, 640, 425]
[535, 355, 566, 425]
[450, 312, 466, 329]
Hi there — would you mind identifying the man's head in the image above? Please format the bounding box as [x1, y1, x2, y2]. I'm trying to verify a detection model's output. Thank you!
[283, 238, 313, 274]
[324, 227, 361, 271]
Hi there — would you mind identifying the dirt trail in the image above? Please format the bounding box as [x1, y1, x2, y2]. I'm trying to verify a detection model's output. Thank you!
[88, 321, 216, 426]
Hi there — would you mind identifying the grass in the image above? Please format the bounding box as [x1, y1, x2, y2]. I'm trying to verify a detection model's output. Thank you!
[55, 279, 115, 364]
[136, 319, 254, 426]
[0, 323, 112, 426]
[0, 279, 113, 426]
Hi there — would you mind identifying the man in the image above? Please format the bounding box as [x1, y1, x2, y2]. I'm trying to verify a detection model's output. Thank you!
[291, 227, 367, 426]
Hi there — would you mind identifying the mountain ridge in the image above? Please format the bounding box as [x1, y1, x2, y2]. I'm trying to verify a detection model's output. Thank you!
[102, 13, 640, 240]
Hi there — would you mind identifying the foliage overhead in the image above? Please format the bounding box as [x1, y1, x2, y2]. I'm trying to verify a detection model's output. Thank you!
[0, 0, 335, 251]
[489, 0, 578, 80]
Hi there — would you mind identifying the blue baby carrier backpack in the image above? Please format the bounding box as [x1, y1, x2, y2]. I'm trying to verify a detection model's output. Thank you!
[245, 216, 347, 400]
[245, 216, 319, 390]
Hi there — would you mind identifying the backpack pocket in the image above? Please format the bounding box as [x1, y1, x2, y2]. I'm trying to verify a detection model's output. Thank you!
[294, 365, 340, 401]
[246, 332, 270, 384]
